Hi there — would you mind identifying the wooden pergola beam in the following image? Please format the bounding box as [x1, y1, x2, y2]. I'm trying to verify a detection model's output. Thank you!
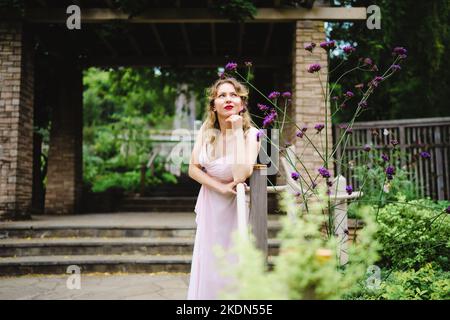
[127, 32, 143, 56]
[95, 30, 118, 57]
[83, 55, 290, 68]
[238, 23, 244, 57]
[150, 23, 167, 57]
[210, 23, 216, 56]
[180, 24, 192, 56]
[23, 7, 367, 23]
[263, 23, 274, 57]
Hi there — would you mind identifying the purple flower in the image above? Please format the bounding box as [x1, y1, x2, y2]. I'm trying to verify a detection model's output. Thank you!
[257, 103, 269, 112]
[381, 153, 389, 162]
[391, 64, 401, 71]
[327, 181, 333, 187]
[296, 126, 307, 138]
[374, 76, 384, 82]
[445, 206, 450, 214]
[393, 47, 407, 59]
[314, 123, 325, 133]
[363, 57, 373, 66]
[390, 139, 399, 147]
[268, 91, 280, 99]
[363, 144, 371, 152]
[320, 40, 336, 51]
[225, 62, 237, 71]
[331, 96, 339, 101]
[386, 165, 396, 176]
[318, 167, 331, 178]
[218, 71, 225, 79]
[420, 151, 431, 159]
[244, 61, 252, 67]
[344, 91, 354, 98]
[346, 185, 353, 195]
[262, 110, 277, 128]
[370, 76, 384, 87]
[304, 42, 316, 52]
[282, 91, 291, 98]
[291, 172, 300, 181]
[343, 45, 356, 54]
[307, 63, 321, 73]
[359, 101, 368, 108]
[345, 127, 353, 135]
[256, 129, 264, 142]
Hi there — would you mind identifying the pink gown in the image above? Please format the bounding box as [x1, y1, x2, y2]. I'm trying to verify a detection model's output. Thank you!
[187, 142, 249, 300]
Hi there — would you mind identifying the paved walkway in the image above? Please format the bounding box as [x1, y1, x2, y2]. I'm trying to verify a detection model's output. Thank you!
[0, 272, 190, 300]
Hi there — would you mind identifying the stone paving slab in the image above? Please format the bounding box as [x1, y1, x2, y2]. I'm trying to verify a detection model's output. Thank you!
[0, 272, 190, 300]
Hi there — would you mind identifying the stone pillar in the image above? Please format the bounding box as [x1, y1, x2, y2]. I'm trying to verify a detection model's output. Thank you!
[0, 22, 34, 221]
[292, 21, 333, 184]
[44, 64, 83, 214]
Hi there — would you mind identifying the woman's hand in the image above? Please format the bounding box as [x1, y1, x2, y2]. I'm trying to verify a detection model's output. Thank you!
[218, 181, 239, 196]
[225, 114, 243, 131]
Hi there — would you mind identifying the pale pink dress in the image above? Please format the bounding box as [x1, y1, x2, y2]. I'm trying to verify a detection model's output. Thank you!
[187, 141, 250, 300]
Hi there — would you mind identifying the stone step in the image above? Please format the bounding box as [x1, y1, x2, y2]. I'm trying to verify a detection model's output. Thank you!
[0, 222, 283, 239]
[0, 237, 281, 257]
[0, 255, 277, 276]
[0, 255, 193, 275]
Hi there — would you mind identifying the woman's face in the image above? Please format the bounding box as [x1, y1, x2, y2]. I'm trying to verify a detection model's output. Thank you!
[213, 82, 243, 118]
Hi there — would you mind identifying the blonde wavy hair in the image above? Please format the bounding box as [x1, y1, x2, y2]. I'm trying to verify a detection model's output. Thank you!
[202, 77, 253, 149]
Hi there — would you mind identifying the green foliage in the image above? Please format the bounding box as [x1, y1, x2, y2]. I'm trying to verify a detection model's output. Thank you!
[347, 149, 417, 219]
[329, 0, 450, 122]
[375, 197, 450, 271]
[211, 0, 257, 22]
[82, 67, 183, 193]
[351, 263, 450, 300]
[216, 192, 380, 299]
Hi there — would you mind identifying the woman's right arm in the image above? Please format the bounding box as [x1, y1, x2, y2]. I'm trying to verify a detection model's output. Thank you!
[188, 126, 236, 195]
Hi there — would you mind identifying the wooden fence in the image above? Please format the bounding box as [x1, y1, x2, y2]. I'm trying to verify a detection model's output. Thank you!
[334, 117, 450, 200]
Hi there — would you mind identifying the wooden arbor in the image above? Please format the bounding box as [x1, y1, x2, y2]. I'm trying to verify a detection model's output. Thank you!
[0, 1, 366, 220]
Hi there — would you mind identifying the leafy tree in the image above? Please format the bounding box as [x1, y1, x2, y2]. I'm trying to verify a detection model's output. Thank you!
[329, 0, 450, 122]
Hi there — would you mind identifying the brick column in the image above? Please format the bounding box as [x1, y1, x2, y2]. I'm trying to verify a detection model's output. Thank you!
[0, 22, 34, 221]
[292, 21, 333, 184]
[44, 64, 83, 215]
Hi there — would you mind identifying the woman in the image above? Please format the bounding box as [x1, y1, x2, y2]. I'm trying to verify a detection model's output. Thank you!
[187, 77, 261, 300]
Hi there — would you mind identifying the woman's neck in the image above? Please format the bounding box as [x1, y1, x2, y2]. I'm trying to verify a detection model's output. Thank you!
[217, 116, 232, 136]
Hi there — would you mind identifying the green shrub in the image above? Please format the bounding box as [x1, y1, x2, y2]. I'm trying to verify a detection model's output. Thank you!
[348, 160, 416, 219]
[217, 192, 380, 300]
[375, 197, 450, 270]
[350, 263, 450, 300]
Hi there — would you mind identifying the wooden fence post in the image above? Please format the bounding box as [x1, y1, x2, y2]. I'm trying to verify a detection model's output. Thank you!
[434, 128, 445, 200]
[249, 164, 268, 259]
[334, 175, 349, 266]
